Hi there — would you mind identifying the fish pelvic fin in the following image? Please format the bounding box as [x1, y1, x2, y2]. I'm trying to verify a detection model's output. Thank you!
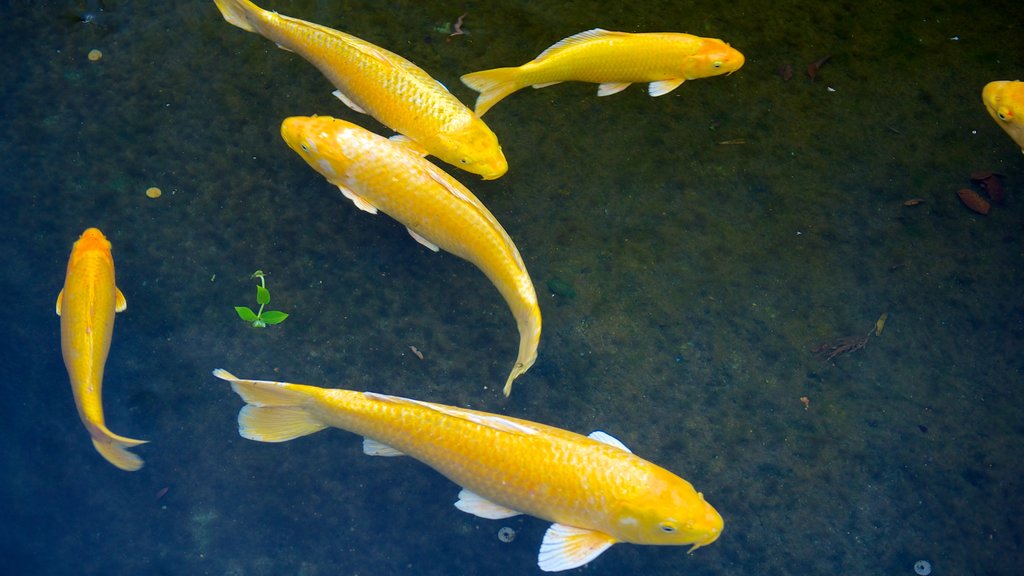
[460, 67, 522, 117]
[212, 369, 328, 442]
[213, 0, 262, 33]
[88, 423, 147, 472]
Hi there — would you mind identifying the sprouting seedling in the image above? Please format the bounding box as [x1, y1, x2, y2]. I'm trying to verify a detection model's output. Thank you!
[235, 270, 288, 328]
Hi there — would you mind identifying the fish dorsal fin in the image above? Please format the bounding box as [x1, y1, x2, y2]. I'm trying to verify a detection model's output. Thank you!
[535, 28, 625, 62]
[115, 287, 127, 312]
[364, 392, 539, 436]
[597, 82, 631, 97]
[588, 430, 632, 453]
[338, 184, 379, 214]
[56, 289, 63, 316]
[648, 78, 685, 97]
[422, 166, 528, 274]
[332, 90, 367, 114]
[455, 488, 523, 519]
[407, 227, 440, 251]
[389, 134, 429, 157]
[538, 523, 617, 572]
[363, 437, 405, 456]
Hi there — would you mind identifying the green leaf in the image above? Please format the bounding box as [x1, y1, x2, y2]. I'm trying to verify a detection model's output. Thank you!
[256, 285, 271, 305]
[260, 311, 289, 325]
[235, 306, 258, 321]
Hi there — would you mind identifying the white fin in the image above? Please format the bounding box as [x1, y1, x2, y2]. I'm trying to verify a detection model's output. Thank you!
[338, 184, 378, 214]
[363, 437, 405, 456]
[588, 431, 632, 453]
[56, 289, 63, 316]
[532, 81, 562, 89]
[115, 287, 127, 312]
[597, 82, 631, 96]
[333, 90, 367, 114]
[407, 228, 440, 252]
[455, 488, 523, 519]
[538, 523, 617, 572]
[389, 134, 429, 157]
[364, 392, 539, 436]
[274, 43, 295, 54]
[649, 78, 684, 97]
[535, 29, 625, 62]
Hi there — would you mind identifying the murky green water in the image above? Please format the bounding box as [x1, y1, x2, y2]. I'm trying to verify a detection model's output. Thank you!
[2, 1, 1022, 574]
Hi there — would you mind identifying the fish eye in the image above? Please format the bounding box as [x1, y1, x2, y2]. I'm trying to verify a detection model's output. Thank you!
[712, 61, 722, 68]
[300, 143, 310, 151]
[659, 523, 677, 533]
[460, 158, 469, 164]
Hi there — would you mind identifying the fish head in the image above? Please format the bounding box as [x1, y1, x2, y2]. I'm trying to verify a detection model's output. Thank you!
[612, 465, 723, 549]
[983, 81, 1024, 150]
[687, 38, 745, 79]
[281, 115, 368, 176]
[70, 227, 113, 264]
[438, 120, 508, 180]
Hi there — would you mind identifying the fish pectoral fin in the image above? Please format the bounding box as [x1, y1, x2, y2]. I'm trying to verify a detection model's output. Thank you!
[587, 430, 632, 453]
[648, 78, 685, 97]
[407, 228, 440, 252]
[389, 134, 429, 157]
[56, 289, 63, 316]
[531, 81, 562, 89]
[455, 488, 523, 519]
[332, 90, 368, 114]
[597, 82, 631, 97]
[363, 437, 405, 457]
[115, 287, 127, 312]
[338, 185, 379, 214]
[274, 43, 295, 54]
[538, 523, 617, 572]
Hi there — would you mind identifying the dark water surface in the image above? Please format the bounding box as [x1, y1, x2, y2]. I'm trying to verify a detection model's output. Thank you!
[2, 1, 1022, 574]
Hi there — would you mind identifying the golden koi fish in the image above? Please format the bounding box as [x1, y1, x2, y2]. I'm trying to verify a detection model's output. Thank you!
[213, 0, 507, 179]
[281, 115, 539, 395]
[983, 80, 1024, 154]
[461, 28, 745, 116]
[213, 369, 723, 571]
[56, 228, 146, 471]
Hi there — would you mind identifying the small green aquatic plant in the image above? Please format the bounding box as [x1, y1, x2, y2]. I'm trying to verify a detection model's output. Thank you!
[235, 270, 288, 328]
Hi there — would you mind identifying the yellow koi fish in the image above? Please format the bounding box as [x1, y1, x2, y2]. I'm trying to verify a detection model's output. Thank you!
[213, 369, 723, 571]
[213, 0, 508, 179]
[56, 228, 146, 471]
[461, 28, 745, 116]
[983, 80, 1024, 154]
[281, 115, 539, 395]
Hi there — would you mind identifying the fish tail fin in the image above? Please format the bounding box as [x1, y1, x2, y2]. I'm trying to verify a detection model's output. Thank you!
[460, 67, 523, 116]
[212, 369, 328, 443]
[213, 0, 262, 33]
[89, 424, 147, 472]
[504, 305, 542, 397]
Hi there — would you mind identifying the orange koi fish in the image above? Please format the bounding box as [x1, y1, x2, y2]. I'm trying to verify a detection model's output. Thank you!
[57, 228, 145, 471]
